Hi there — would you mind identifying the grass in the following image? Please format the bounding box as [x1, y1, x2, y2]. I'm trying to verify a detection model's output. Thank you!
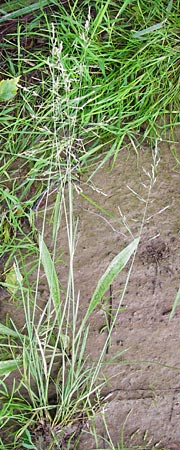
[0, 0, 180, 448]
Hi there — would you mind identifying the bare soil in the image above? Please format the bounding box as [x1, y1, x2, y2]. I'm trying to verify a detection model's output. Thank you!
[1, 132, 180, 449]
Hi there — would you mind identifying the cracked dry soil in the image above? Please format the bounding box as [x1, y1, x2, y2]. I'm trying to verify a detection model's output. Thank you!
[1, 133, 180, 449]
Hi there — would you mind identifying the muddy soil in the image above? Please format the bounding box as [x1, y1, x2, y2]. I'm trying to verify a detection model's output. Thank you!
[1, 133, 180, 449]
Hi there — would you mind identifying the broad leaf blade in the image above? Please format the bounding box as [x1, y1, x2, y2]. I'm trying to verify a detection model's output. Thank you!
[0, 323, 21, 338]
[0, 0, 50, 22]
[85, 237, 139, 321]
[4, 263, 23, 295]
[39, 234, 61, 316]
[0, 359, 22, 376]
[0, 76, 20, 101]
[132, 20, 166, 38]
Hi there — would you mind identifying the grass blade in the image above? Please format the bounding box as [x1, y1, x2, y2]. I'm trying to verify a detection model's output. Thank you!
[0, 359, 22, 376]
[0, 0, 51, 23]
[0, 323, 21, 338]
[80, 192, 116, 219]
[84, 237, 139, 321]
[132, 20, 167, 38]
[91, 0, 112, 39]
[170, 286, 180, 319]
[39, 234, 61, 317]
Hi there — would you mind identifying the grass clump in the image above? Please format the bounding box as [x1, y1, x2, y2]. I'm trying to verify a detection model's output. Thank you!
[1, 1, 180, 174]
[0, 0, 179, 448]
[0, 226, 139, 448]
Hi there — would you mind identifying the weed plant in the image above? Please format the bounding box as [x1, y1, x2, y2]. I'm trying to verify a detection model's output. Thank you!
[0, 0, 179, 448]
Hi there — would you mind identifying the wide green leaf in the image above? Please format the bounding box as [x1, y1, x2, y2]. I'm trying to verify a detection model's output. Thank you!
[0, 359, 22, 376]
[0, 1, 50, 22]
[39, 234, 61, 316]
[0, 323, 21, 338]
[0, 77, 20, 102]
[4, 263, 23, 295]
[84, 237, 139, 321]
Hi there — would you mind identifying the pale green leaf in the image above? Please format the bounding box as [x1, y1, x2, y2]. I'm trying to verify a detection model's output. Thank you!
[170, 286, 180, 319]
[4, 263, 23, 294]
[80, 192, 116, 219]
[85, 237, 139, 321]
[132, 20, 166, 38]
[0, 76, 20, 101]
[0, 359, 22, 376]
[0, 1, 51, 22]
[39, 234, 61, 316]
[20, 429, 36, 449]
[52, 190, 62, 244]
[0, 323, 20, 338]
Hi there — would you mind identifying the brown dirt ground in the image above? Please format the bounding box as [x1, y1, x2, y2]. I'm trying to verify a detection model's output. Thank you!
[1, 131, 180, 449]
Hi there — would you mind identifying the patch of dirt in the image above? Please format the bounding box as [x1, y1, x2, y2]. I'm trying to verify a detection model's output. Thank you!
[30, 417, 84, 450]
[1, 133, 180, 448]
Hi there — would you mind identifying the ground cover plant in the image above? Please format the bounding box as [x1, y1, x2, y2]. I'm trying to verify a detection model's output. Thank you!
[0, 0, 180, 448]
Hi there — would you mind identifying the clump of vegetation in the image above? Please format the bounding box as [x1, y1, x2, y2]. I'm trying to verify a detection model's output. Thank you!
[0, 0, 179, 448]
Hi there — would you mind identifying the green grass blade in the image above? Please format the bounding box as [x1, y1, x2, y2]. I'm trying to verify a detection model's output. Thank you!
[0, 323, 21, 338]
[0, 359, 22, 376]
[0, 0, 51, 23]
[80, 192, 116, 219]
[84, 237, 139, 321]
[39, 234, 61, 317]
[132, 20, 167, 38]
[91, 0, 112, 40]
[166, 0, 173, 13]
[170, 286, 180, 319]
[52, 190, 62, 244]
[0, 0, 45, 13]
